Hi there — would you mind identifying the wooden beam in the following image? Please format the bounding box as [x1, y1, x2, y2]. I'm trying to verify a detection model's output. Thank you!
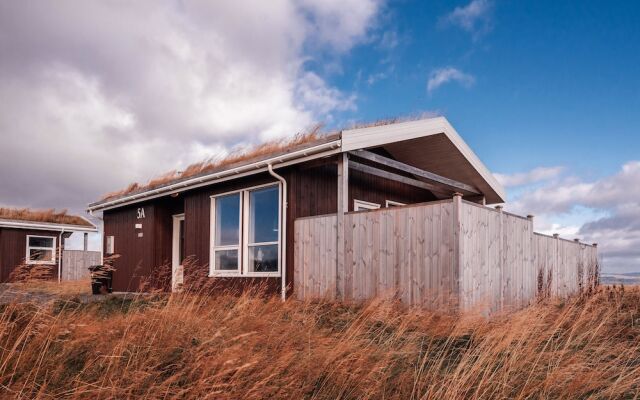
[349, 161, 453, 196]
[348, 150, 480, 195]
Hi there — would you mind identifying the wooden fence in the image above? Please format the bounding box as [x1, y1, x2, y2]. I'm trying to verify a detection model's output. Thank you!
[62, 250, 101, 281]
[294, 197, 598, 312]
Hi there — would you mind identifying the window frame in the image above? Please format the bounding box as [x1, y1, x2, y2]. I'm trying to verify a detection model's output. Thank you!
[25, 235, 57, 265]
[385, 200, 406, 207]
[209, 182, 281, 278]
[353, 199, 381, 212]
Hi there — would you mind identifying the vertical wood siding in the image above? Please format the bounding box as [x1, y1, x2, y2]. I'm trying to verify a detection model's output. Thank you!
[62, 250, 101, 280]
[294, 200, 457, 309]
[0, 228, 61, 282]
[294, 199, 598, 312]
[458, 201, 598, 312]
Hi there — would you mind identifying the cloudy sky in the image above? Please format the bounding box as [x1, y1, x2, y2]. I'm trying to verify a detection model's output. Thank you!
[0, 1, 639, 272]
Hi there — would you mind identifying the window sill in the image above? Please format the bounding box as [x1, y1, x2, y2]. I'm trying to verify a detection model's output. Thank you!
[26, 261, 55, 265]
[209, 273, 281, 278]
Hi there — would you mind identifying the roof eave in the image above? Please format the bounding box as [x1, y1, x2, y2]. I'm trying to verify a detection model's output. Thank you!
[0, 220, 98, 232]
[87, 138, 343, 212]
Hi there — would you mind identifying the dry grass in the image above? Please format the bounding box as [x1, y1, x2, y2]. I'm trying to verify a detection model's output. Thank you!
[100, 125, 331, 201]
[0, 208, 93, 227]
[0, 282, 638, 399]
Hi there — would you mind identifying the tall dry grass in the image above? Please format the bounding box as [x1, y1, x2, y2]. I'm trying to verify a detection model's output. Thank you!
[0, 285, 638, 399]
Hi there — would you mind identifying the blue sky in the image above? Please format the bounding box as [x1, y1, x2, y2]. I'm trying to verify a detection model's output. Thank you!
[1, 0, 638, 272]
[319, 0, 640, 177]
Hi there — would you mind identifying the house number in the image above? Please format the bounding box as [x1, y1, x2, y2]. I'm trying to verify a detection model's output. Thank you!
[137, 208, 146, 219]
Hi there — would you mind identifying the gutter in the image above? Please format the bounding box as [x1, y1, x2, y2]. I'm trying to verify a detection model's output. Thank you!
[0, 220, 97, 232]
[87, 139, 342, 212]
[267, 163, 287, 302]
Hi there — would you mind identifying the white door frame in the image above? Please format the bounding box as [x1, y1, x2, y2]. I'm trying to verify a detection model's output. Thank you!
[172, 214, 185, 292]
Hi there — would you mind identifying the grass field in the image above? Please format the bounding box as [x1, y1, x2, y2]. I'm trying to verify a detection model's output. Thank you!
[0, 283, 638, 399]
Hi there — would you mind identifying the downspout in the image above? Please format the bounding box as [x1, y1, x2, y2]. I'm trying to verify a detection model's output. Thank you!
[89, 210, 103, 265]
[267, 163, 287, 301]
[58, 228, 65, 283]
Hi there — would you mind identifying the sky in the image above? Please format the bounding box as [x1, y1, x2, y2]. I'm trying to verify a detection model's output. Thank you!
[0, 1, 639, 272]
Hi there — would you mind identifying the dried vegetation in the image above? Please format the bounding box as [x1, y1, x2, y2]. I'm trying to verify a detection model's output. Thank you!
[0, 208, 93, 227]
[0, 278, 638, 399]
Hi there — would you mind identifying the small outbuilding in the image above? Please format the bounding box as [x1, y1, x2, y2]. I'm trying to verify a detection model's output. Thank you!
[87, 117, 598, 312]
[0, 208, 98, 282]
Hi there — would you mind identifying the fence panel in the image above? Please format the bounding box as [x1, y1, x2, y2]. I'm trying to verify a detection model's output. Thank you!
[62, 250, 101, 281]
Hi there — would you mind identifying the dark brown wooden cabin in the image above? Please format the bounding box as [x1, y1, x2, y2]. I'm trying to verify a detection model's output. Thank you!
[0, 210, 97, 282]
[87, 117, 506, 296]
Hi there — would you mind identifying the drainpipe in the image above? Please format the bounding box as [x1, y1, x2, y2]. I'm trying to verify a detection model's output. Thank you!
[267, 163, 287, 301]
[89, 210, 103, 265]
[58, 228, 65, 283]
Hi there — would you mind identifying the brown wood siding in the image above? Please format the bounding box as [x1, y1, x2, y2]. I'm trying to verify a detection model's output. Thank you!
[348, 168, 437, 210]
[0, 228, 61, 282]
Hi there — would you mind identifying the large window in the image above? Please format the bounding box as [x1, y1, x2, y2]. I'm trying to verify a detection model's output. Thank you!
[26, 235, 56, 264]
[210, 184, 280, 276]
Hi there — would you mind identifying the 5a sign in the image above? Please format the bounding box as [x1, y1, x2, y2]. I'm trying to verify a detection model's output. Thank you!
[137, 208, 146, 219]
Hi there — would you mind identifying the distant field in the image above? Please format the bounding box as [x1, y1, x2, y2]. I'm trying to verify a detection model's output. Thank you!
[0, 282, 638, 399]
[600, 272, 640, 285]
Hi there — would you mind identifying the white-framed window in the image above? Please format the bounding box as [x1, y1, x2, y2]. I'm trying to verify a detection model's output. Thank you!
[210, 183, 281, 277]
[26, 235, 57, 264]
[385, 200, 406, 207]
[353, 199, 381, 212]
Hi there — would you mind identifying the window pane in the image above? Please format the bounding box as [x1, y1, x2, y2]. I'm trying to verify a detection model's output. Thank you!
[215, 193, 240, 246]
[214, 249, 238, 271]
[248, 244, 278, 273]
[29, 236, 53, 248]
[29, 249, 53, 262]
[249, 186, 278, 244]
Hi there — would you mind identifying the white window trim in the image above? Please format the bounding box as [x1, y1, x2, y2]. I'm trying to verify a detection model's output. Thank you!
[209, 182, 281, 278]
[353, 199, 381, 212]
[25, 235, 57, 265]
[385, 200, 406, 207]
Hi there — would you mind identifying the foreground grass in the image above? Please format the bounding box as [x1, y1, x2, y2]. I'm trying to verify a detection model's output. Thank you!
[0, 285, 638, 399]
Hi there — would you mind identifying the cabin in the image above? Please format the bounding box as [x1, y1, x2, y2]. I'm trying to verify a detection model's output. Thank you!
[0, 208, 98, 282]
[87, 117, 598, 312]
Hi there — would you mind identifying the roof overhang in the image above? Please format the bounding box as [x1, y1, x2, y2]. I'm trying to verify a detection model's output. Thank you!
[342, 117, 506, 204]
[0, 219, 98, 232]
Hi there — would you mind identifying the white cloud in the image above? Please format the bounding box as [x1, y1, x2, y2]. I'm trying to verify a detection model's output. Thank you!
[427, 67, 475, 94]
[494, 166, 564, 187]
[0, 0, 382, 214]
[439, 0, 493, 39]
[502, 161, 640, 273]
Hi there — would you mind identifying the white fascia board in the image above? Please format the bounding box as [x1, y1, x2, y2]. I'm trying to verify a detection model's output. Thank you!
[342, 117, 506, 203]
[0, 220, 98, 232]
[87, 139, 342, 212]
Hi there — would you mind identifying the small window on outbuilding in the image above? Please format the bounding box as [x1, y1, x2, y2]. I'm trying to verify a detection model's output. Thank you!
[26, 235, 56, 264]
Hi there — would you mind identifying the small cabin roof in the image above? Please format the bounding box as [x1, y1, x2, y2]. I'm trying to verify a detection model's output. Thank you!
[88, 116, 505, 211]
[0, 208, 97, 232]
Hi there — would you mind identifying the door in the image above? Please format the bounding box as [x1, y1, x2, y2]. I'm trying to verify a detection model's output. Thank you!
[172, 214, 185, 292]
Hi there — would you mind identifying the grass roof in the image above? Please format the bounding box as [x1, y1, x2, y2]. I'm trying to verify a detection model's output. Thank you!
[99, 114, 440, 203]
[0, 208, 94, 227]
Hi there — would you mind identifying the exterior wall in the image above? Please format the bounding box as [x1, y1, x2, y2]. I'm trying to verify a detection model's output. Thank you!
[101, 155, 437, 294]
[103, 197, 183, 291]
[0, 228, 61, 282]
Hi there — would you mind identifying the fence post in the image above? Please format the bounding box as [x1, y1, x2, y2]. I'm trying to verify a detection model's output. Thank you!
[495, 205, 504, 310]
[452, 193, 462, 309]
[336, 153, 348, 300]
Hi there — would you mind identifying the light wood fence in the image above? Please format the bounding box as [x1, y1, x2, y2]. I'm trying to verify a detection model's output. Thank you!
[294, 197, 598, 312]
[62, 250, 101, 281]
